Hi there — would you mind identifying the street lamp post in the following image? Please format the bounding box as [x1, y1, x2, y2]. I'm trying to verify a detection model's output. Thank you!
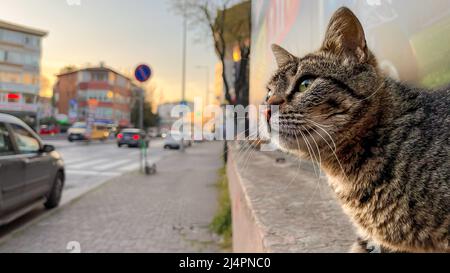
[180, 1, 187, 152]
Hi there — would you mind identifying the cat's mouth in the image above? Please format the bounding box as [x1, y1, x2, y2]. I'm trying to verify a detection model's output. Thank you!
[269, 114, 309, 136]
[267, 114, 331, 153]
[269, 116, 311, 142]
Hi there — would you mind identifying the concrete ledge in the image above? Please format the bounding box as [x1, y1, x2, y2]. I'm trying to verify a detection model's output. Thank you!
[227, 143, 356, 253]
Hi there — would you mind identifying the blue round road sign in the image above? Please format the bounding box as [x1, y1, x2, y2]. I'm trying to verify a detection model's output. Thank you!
[135, 64, 152, 82]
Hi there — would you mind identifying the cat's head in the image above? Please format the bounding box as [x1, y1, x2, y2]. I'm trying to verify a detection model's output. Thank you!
[266, 7, 381, 155]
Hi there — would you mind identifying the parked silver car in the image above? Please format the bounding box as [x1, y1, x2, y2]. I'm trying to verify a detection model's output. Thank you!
[0, 113, 65, 226]
[163, 132, 192, 150]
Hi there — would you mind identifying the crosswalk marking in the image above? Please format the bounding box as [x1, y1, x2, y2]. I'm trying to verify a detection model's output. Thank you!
[117, 163, 140, 172]
[64, 152, 139, 165]
[65, 170, 120, 176]
[69, 158, 110, 169]
[92, 159, 133, 171]
[64, 158, 91, 165]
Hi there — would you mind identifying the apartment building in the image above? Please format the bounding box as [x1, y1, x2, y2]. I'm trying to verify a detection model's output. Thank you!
[0, 19, 47, 125]
[53, 66, 133, 127]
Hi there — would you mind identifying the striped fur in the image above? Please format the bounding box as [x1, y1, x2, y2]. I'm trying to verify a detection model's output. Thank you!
[266, 7, 450, 252]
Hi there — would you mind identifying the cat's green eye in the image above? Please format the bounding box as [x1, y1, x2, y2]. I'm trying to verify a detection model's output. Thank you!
[298, 78, 314, 93]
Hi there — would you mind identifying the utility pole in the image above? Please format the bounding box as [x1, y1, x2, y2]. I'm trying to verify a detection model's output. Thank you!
[180, 0, 187, 152]
[196, 65, 210, 108]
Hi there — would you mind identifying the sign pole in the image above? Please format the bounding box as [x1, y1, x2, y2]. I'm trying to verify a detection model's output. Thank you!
[134, 64, 154, 175]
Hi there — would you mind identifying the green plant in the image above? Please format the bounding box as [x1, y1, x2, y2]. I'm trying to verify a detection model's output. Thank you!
[210, 166, 232, 249]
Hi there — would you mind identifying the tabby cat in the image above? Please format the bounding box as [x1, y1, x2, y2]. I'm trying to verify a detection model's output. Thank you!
[265, 7, 449, 253]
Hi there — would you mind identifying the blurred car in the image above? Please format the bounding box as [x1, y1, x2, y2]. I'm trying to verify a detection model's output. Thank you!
[0, 113, 65, 226]
[117, 128, 149, 148]
[39, 125, 60, 136]
[147, 127, 160, 138]
[163, 132, 192, 150]
[67, 122, 110, 142]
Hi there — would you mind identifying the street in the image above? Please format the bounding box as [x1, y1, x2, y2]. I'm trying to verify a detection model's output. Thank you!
[50, 137, 168, 205]
[1, 137, 226, 252]
[0, 137, 168, 240]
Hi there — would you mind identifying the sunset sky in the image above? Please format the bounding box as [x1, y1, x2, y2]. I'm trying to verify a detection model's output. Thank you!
[0, 0, 218, 106]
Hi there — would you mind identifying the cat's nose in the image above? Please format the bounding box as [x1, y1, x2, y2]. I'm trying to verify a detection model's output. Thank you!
[265, 95, 285, 122]
[267, 95, 286, 106]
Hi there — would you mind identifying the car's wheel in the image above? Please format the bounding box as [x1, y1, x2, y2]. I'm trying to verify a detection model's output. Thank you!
[164, 145, 169, 149]
[45, 172, 64, 209]
[68, 137, 73, 142]
[118, 143, 122, 148]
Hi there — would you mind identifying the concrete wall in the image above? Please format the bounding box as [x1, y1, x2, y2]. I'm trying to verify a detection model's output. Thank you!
[228, 150, 265, 253]
[227, 143, 356, 253]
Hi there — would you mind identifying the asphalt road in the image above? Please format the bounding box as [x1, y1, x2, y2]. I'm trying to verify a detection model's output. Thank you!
[0, 137, 171, 241]
[48, 138, 168, 205]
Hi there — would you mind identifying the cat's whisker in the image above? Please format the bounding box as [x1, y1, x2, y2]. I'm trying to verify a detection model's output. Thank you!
[298, 129, 320, 179]
[298, 128, 324, 207]
[235, 136, 257, 160]
[281, 132, 304, 192]
[305, 124, 351, 184]
[241, 139, 262, 172]
[217, 129, 257, 162]
[302, 128, 322, 180]
[303, 125, 326, 199]
[235, 132, 260, 162]
[304, 118, 334, 128]
[305, 120, 337, 152]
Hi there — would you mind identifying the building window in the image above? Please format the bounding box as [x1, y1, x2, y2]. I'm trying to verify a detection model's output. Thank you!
[2, 30, 25, 45]
[109, 73, 116, 85]
[80, 71, 91, 82]
[0, 71, 21, 83]
[83, 90, 113, 103]
[23, 53, 39, 67]
[23, 73, 39, 85]
[95, 107, 113, 119]
[91, 72, 108, 82]
[5, 51, 23, 65]
[23, 94, 35, 104]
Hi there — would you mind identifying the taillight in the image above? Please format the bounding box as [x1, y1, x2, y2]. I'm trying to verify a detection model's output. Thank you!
[133, 134, 140, 141]
[8, 93, 20, 100]
[117, 133, 123, 139]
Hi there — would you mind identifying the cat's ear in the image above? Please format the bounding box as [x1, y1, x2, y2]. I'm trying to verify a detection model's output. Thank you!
[272, 44, 295, 67]
[321, 7, 369, 63]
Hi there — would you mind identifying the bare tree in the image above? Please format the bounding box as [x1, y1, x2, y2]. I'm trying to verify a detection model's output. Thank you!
[221, 0, 251, 106]
[170, 0, 246, 105]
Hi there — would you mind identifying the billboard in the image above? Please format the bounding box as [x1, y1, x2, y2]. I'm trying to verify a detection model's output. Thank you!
[250, 0, 450, 105]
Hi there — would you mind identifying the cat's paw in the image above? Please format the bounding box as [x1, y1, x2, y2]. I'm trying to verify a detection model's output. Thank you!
[350, 237, 381, 253]
[350, 238, 369, 253]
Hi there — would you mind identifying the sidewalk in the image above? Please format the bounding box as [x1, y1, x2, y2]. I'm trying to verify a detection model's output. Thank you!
[0, 142, 224, 253]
